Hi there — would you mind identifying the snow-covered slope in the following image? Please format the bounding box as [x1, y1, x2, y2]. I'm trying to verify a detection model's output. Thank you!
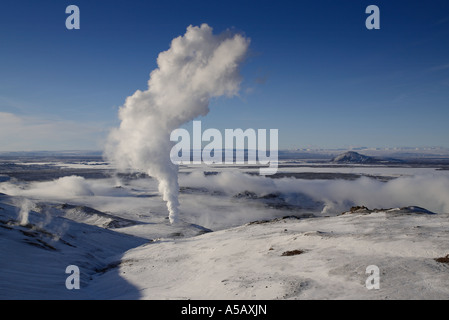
[1, 186, 449, 299]
[0, 193, 212, 300]
[89, 210, 449, 300]
[0, 195, 147, 299]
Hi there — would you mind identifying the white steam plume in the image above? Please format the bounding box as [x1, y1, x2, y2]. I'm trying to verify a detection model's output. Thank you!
[14, 198, 35, 226]
[105, 24, 250, 223]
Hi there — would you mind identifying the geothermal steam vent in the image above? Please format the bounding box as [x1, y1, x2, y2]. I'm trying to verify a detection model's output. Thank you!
[105, 24, 250, 223]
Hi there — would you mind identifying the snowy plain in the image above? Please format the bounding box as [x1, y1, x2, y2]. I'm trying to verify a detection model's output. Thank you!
[1, 155, 449, 300]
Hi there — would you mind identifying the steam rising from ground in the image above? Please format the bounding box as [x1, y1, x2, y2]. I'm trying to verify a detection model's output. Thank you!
[14, 198, 35, 226]
[105, 24, 250, 223]
[1, 171, 449, 229]
[180, 171, 449, 215]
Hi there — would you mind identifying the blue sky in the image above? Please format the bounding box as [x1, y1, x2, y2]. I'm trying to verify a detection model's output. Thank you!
[1, 0, 448, 151]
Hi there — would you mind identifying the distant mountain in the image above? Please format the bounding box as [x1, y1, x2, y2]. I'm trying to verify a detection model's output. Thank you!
[331, 151, 378, 164]
[331, 151, 405, 164]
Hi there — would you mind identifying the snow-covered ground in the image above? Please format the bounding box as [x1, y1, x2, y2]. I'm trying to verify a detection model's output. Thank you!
[91, 211, 449, 300]
[1, 158, 449, 299]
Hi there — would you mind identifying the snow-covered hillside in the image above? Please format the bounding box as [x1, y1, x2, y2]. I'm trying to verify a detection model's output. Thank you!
[89, 209, 449, 300]
[0, 193, 147, 299]
[2, 191, 449, 300]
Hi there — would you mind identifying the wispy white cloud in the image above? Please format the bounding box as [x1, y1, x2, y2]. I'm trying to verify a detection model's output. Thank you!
[0, 112, 108, 151]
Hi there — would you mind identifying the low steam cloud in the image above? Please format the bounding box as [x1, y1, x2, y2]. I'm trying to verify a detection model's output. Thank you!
[179, 171, 449, 215]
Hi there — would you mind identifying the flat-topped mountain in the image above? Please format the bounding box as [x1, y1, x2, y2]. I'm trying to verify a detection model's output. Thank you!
[331, 151, 377, 163]
[331, 151, 404, 164]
